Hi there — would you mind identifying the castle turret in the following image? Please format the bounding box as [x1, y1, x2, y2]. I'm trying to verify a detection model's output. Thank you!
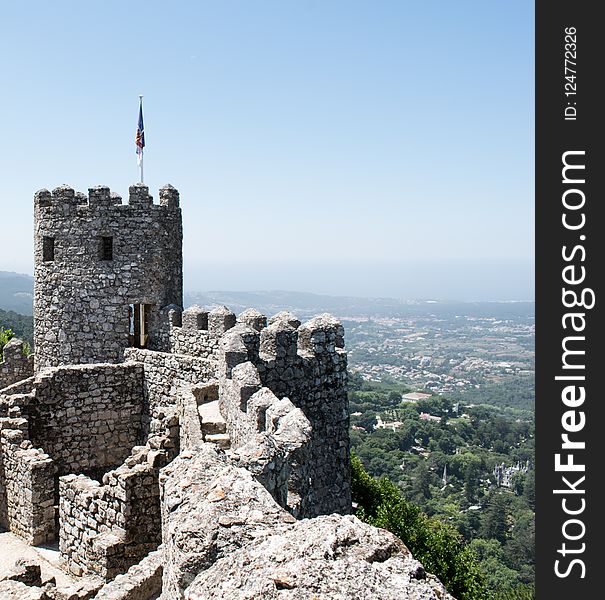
[33, 183, 183, 369]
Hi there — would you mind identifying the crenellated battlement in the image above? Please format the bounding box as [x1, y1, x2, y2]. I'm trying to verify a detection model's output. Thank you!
[216, 310, 347, 362]
[213, 308, 349, 517]
[34, 183, 180, 214]
[141, 301, 349, 518]
[155, 304, 347, 370]
[297, 313, 345, 355]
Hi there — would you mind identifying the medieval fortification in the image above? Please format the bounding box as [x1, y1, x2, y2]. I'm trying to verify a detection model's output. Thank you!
[0, 184, 454, 599]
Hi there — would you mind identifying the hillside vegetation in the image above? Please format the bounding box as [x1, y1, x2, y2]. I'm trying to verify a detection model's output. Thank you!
[0, 308, 34, 347]
[349, 373, 535, 598]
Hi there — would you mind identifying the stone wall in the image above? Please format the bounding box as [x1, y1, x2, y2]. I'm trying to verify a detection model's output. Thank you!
[218, 313, 350, 517]
[59, 445, 166, 579]
[33, 184, 183, 370]
[24, 363, 144, 476]
[0, 339, 34, 391]
[0, 418, 56, 545]
[159, 326, 220, 359]
[94, 548, 163, 600]
[0, 376, 35, 397]
[260, 314, 350, 517]
[0, 362, 146, 546]
[124, 348, 217, 413]
[150, 304, 239, 360]
[124, 348, 217, 456]
[142, 300, 350, 517]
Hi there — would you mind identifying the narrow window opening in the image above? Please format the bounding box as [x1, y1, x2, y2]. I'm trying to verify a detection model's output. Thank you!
[100, 236, 113, 261]
[43, 237, 55, 262]
[129, 303, 149, 348]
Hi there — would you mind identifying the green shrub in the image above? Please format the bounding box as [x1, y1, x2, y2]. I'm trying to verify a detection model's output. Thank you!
[0, 327, 32, 359]
[0, 327, 15, 360]
[493, 584, 535, 600]
[351, 453, 487, 600]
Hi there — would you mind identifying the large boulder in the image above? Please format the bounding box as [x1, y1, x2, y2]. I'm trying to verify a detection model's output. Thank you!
[159, 444, 296, 599]
[0, 580, 49, 600]
[185, 514, 455, 600]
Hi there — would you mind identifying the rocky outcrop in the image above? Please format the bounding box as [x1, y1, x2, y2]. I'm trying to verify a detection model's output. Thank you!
[160, 444, 455, 600]
[159, 444, 298, 599]
[186, 514, 455, 600]
[0, 580, 48, 600]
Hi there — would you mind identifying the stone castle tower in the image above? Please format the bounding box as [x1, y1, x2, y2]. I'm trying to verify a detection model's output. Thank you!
[33, 183, 182, 370]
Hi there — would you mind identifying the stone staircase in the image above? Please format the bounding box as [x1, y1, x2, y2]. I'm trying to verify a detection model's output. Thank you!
[198, 400, 231, 450]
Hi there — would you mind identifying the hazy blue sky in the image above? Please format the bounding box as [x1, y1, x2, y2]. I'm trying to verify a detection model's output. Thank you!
[0, 1, 534, 300]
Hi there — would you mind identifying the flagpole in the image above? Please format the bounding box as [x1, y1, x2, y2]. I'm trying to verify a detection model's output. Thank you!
[139, 95, 144, 183]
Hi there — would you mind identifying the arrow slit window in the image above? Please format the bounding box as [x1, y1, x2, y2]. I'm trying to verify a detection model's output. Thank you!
[99, 237, 113, 261]
[43, 237, 55, 262]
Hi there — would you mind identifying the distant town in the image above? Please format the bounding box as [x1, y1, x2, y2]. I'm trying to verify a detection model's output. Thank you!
[344, 310, 534, 395]
[0, 271, 534, 409]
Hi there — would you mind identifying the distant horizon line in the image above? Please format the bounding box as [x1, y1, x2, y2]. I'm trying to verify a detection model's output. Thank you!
[187, 290, 535, 304]
[1, 270, 534, 305]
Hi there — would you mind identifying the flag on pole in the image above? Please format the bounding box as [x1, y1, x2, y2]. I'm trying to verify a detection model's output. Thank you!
[135, 97, 145, 167]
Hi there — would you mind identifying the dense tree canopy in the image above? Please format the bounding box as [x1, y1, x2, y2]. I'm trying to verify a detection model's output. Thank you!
[0, 309, 34, 347]
[349, 376, 535, 599]
[351, 454, 487, 600]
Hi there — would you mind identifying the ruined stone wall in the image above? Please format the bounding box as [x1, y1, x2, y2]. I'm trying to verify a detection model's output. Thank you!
[94, 548, 163, 600]
[219, 312, 350, 518]
[24, 363, 144, 475]
[59, 445, 166, 579]
[0, 361, 147, 548]
[124, 348, 217, 412]
[0, 418, 55, 545]
[124, 348, 217, 457]
[33, 183, 183, 370]
[0, 376, 35, 397]
[0, 339, 33, 391]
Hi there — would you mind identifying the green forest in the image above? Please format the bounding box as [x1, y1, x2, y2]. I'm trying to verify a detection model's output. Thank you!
[349, 373, 535, 599]
[0, 308, 34, 347]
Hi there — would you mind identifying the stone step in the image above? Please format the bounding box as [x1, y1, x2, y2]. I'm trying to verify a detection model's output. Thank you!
[198, 401, 226, 436]
[204, 433, 231, 450]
